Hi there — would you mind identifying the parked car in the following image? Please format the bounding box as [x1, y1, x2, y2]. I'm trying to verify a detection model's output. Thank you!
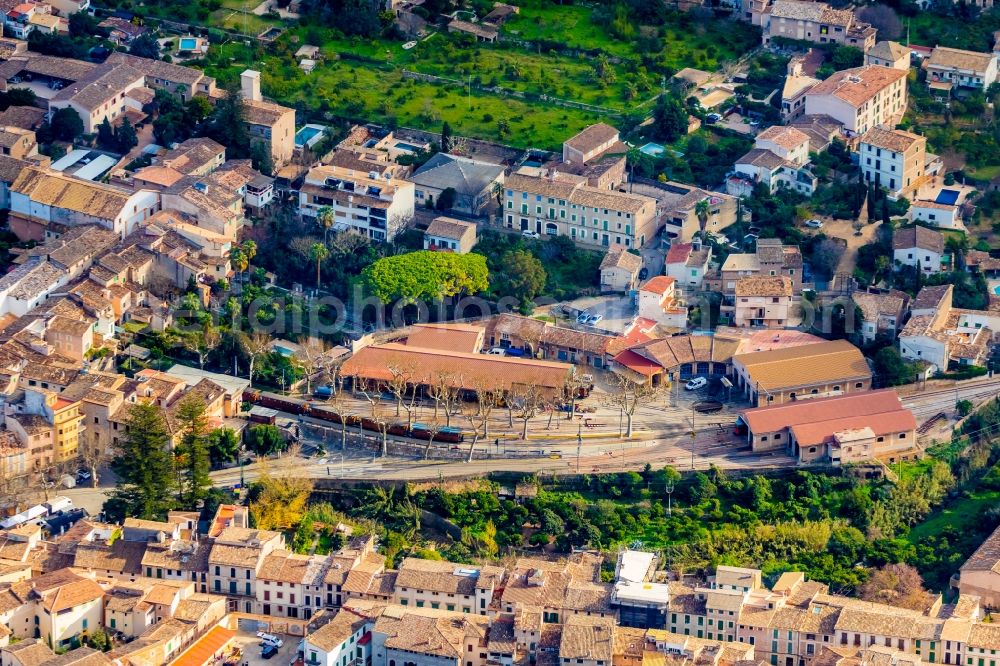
[521, 230, 540, 239]
[576, 312, 590, 324]
[257, 633, 283, 648]
[486, 348, 506, 356]
[685, 377, 708, 391]
[76, 469, 91, 481]
[261, 643, 278, 659]
[638, 267, 649, 280]
[706, 113, 722, 124]
[586, 314, 603, 325]
[804, 219, 824, 229]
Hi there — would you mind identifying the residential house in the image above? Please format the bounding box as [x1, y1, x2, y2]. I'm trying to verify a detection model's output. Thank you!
[394, 556, 504, 615]
[256, 550, 328, 620]
[858, 127, 927, 198]
[408, 153, 505, 216]
[781, 59, 820, 121]
[910, 199, 963, 230]
[893, 225, 946, 273]
[159, 171, 247, 240]
[47, 62, 146, 133]
[803, 65, 908, 135]
[240, 70, 295, 167]
[104, 52, 218, 100]
[98, 16, 148, 46]
[736, 389, 917, 463]
[299, 164, 415, 242]
[664, 240, 712, 290]
[7, 569, 105, 648]
[0, 126, 36, 160]
[852, 290, 909, 342]
[423, 216, 478, 254]
[302, 607, 370, 666]
[732, 276, 793, 328]
[651, 182, 741, 243]
[599, 245, 643, 293]
[959, 523, 1000, 607]
[899, 284, 1000, 370]
[759, 0, 877, 51]
[732, 339, 872, 406]
[925, 46, 998, 96]
[866, 40, 910, 70]
[8, 167, 159, 242]
[555, 122, 628, 190]
[637, 276, 687, 329]
[207, 525, 285, 613]
[728, 126, 817, 197]
[499, 552, 614, 622]
[503, 170, 656, 249]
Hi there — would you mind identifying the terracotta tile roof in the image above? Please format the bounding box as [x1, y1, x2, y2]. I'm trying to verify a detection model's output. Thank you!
[756, 125, 810, 150]
[806, 66, 907, 108]
[640, 276, 676, 295]
[2, 638, 54, 666]
[740, 389, 908, 433]
[396, 557, 504, 595]
[851, 291, 906, 323]
[733, 339, 871, 392]
[506, 172, 653, 214]
[243, 98, 293, 127]
[564, 123, 619, 156]
[601, 245, 643, 272]
[11, 167, 132, 220]
[341, 342, 573, 393]
[861, 127, 924, 154]
[308, 608, 370, 652]
[405, 323, 484, 354]
[892, 225, 944, 253]
[425, 216, 476, 242]
[868, 41, 909, 62]
[665, 242, 693, 265]
[375, 606, 489, 658]
[735, 276, 792, 297]
[560, 614, 614, 661]
[911, 284, 952, 311]
[928, 46, 997, 74]
[258, 551, 327, 585]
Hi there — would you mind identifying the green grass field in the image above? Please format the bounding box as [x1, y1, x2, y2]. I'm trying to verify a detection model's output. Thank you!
[194, 1, 759, 147]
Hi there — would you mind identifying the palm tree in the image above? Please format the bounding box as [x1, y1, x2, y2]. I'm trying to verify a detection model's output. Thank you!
[695, 198, 710, 231]
[317, 206, 334, 245]
[229, 247, 248, 285]
[241, 239, 257, 264]
[309, 242, 329, 290]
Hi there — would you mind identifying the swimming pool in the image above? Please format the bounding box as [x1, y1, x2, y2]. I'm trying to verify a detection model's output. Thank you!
[294, 124, 326, 148]
[640, 142, 665, 157]
[394, 141, 421, 153]
[936, 189, 960, 205]
[179, 37, 198, 51]
[993, 284, 1000, 296]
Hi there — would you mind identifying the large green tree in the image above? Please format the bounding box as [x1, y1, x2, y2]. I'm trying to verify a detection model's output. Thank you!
[207, 428, 241, 466]
[362, 251, 489, 303]
[495, 249, 547, 306]
[174, 394, 212, 508]
[107, 404, 175, 520]
[651, 94, 688, 143]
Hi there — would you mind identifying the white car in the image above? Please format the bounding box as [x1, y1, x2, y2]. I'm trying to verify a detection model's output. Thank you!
[805, 219, 824, 229]
[257, 632, 283, 647]
[685, 377, 708, 391]
[521, 230, 540, 239]
[486, 347, 506, 356]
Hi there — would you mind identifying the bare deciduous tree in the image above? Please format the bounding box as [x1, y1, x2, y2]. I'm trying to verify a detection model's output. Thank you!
[464, 379, 503, 462]
[427, 371, 461, 428]
[604, 372, 663, 438]
[239, 332, 272, 387]
[356, 377, 389, 457]
[386, 362, 420, 428]
[511, 382, 548, 440]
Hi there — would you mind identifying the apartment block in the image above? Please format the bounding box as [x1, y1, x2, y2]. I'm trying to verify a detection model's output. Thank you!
[300, 164, 415, 242]
[804, 65, 908, 135]
[759, 0, 876, 51]
[858, 127, 927, 198]
[503, 170, 657, 249]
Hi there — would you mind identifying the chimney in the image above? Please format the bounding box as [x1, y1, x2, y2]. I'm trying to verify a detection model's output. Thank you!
[241, 69, 261, 102]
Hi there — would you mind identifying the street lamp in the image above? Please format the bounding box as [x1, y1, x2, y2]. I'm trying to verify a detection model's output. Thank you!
[576, 426, 582, 473]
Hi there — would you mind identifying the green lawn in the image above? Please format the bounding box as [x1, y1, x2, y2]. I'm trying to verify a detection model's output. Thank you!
[908, 490, 1000, 543]
[205, 43, 604, 149]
